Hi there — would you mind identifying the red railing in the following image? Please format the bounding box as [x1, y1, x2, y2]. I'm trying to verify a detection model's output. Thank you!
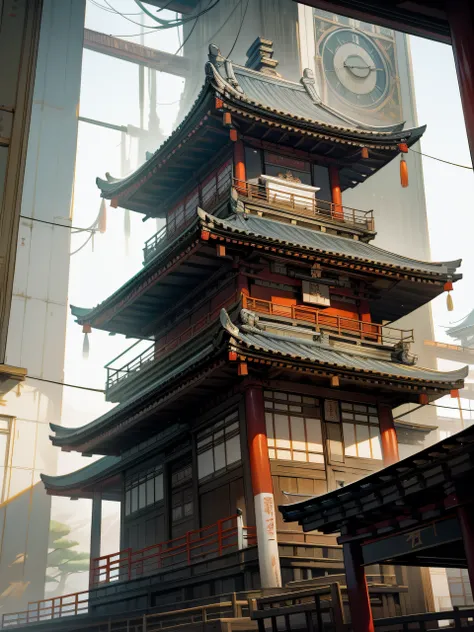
[242, 296, 414, 345]
[105, 292, 239, 393]
[90, 514, 256, 587]
[234, 177, 375, 230]
[1, 590, 89, 628]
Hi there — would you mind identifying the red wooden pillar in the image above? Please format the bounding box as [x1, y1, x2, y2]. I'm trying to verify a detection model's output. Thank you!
[234, 139, 247, 194]
[457, 503, 474, 594]
[446, 0, 474, 167]
[245, 384, 282, 588]
[378, 404, 399, 466]
[343, 540, 374, 632]
[329, 166, 343, 220]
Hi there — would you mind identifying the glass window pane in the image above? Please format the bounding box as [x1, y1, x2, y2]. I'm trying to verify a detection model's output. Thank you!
[214, 442, 226, 472]
[290, 417, 306, 452]
[276, 449, 291, 460]
[308, 453, 325, 463]
[155, 474, 164, 501]
[293, 451, 307, 462]
[343, 423, 357, 457]
[226, 435, 241, 465]
[306, 418, 323, 453]
[288, 394, 301, 402]
[139, 482, 146, 509]
[357, 425, 371, 458]
[125, 489, 131, 516]
[274, 414, 290, 448]
[0, 417, 10, 431]
[265, 412, 274, 446]
[268, 448, 276, 459]
[146, 478, 154, 506]
[131, 487, 138, 514]
[0, 434, 8, 467]
[198, 449, 214, 479]
[370, 426, 383, 460]
[327, 423, 343, 461]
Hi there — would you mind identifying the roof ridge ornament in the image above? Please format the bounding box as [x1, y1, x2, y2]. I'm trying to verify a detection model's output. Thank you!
[300, 68, 321, 105]
[245, 37, 281, 77]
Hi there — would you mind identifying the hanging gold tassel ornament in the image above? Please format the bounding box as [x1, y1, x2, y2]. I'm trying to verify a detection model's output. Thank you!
[98, 199, 107, 234]
[444, 281, 454, 311]
[82, 324, 91, 359]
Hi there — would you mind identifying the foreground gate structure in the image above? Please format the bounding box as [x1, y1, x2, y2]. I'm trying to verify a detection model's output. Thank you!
[4, 37, 467, 631]
[281, 423, 474, 632]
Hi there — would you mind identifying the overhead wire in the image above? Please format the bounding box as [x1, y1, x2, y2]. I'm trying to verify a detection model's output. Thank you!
[409, 146, 473, 170]
[27, 375, 105, 394]
[226, 0, 250, 58]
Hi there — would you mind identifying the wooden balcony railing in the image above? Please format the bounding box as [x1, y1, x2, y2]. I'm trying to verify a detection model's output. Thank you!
[105, 292, 239, 394]
[90, 514, 256, 587]
[242, 296, 414, 345]
[143, 173, 232, 263]
[143, 174, 375, 264]
[1, 590, 89, 628]
[234, 177, 375, 230]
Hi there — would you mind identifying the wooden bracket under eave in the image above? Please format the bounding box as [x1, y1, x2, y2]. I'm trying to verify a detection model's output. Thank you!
[238, 362, 248, 376]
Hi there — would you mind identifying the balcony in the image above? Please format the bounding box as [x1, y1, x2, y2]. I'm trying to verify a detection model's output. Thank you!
[242, 296, 414, 346]
[105, 293, 239, 399]
[143, 174, 375, 265]
[143, 172, 232, 263]
[235, 176, 375, 234]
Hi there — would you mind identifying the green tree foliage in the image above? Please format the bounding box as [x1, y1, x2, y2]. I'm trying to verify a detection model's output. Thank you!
[46, 521, 89, 595]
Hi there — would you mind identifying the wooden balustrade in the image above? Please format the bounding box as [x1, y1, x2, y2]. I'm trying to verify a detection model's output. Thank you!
[234, 177, 375, 230]
[90, 514, 256, 587]
[105, 292, 239, 393]
[1, 590, 89, 628]
[249, 583, 345, 632]
[242, 295, 414, 345]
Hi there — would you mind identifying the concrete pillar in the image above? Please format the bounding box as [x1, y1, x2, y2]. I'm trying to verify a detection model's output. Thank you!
[245, 384, 282, 589]
[446, 0, 474, 166]
[378, 404, 400, 466]
[343, 540, 374, 632]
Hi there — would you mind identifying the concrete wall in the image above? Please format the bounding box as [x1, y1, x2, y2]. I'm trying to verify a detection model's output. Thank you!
[0, 0, 85, 613]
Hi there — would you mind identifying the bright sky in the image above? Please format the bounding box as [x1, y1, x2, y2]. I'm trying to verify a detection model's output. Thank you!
[52, 0, 474, 593]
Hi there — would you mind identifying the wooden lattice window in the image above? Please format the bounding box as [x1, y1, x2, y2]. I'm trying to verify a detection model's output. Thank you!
[341, 402, 382, 460]
[264, 391, 324, 463]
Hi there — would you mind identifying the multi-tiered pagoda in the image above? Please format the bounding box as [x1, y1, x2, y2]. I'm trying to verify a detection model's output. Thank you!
[21, 40, 467, 630]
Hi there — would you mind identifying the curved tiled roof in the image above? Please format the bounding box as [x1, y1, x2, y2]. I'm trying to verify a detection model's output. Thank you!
[200, 209, 461, 279]
[51, 309, 467, 454]
[96, 45, 425, 205]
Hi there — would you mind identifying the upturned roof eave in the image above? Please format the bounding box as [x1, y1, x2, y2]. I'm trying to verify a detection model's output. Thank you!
[53, 311, 468, 454]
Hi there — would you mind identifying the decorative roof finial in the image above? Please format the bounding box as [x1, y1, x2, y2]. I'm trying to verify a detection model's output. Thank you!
[245, 37, 280, 76]
[300, 68, 321, 104]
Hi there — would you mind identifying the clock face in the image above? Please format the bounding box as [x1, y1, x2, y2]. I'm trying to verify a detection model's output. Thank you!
[321, 28, 390, 109]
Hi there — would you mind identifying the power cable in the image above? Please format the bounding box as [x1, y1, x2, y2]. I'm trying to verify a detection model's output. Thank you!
[409, 147, 473, 171]
[226, 0, 249, 58]
[87, 0, 142, 15]
[27, 375, 105, 394]
[20, 214, 97, 233]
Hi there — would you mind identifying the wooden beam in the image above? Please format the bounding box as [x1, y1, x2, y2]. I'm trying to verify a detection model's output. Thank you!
[83, 28, 191, 78]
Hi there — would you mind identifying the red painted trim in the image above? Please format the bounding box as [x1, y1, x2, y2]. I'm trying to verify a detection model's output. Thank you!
[233, 140, 246, 193]
[245, 385, 273, 496]
[329, 166, 343, 220]
[378, 404, 399, 466]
